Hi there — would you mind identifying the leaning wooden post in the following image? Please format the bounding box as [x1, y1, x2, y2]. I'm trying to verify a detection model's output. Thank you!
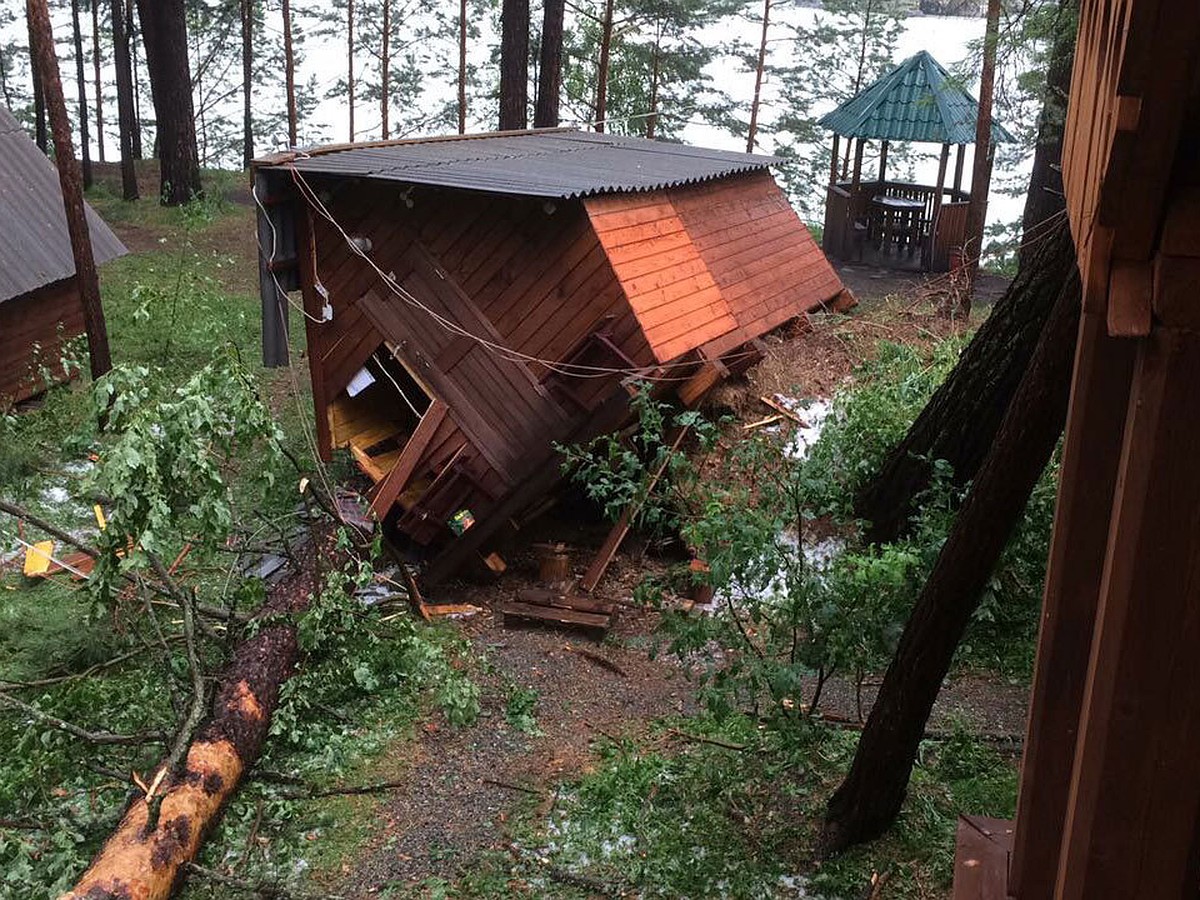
[27, 0, 113, 379]
[830, 134, 841, 185]
[878, 139, 889, 184]
[952, 143, 966, 196]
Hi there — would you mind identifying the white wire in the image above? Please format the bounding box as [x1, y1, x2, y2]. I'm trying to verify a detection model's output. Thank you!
[371, 350, 423, 419]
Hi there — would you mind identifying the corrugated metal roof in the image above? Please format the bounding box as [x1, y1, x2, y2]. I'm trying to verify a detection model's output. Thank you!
[818, 51, 1015, 145]
[266, 129, 778, 198]
[0, 106, 127, 304]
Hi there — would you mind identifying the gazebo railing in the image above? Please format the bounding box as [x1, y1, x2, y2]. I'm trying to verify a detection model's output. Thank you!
[822, 179, 971, 271]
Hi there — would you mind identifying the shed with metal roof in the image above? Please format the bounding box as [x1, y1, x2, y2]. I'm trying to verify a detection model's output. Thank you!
[0, 106, 126, 406]
[251, 129, 852, 579]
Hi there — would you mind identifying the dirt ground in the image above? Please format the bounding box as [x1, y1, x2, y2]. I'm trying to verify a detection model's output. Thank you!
[337, 553, 693, 894]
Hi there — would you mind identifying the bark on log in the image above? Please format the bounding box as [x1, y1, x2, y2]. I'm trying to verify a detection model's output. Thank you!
[821, 219, 1081, 854]
[59, 567, 317, 899]
[852, 221, 1077, 544]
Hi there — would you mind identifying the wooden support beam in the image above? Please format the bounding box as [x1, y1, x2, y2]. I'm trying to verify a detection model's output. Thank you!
[851, 138, 865, 189]
[1055, 327, 1200, 900]
[830, 134, 840, 185]
[1008, 312, 1136, 900]
[677, 359, 728, 408]
[879, 140, 889, 184]
[953, 144, 966, 195]
[369, 400, 449, 519]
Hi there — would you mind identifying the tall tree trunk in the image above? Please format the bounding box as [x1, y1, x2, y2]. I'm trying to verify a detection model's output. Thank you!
[852, 10, 1077, 545]
[380, 0, 390, 138]
[110, 0, 138, 200]
[241, 0, 252, 166]
[645, 34, 660, 138]
[348, 0, 355, 140]
[136, 0, 201, 205]
[852, 238, 1066, 544]
[91, 0, 105, 162]
[27, 9, 48, 153]
[533, 0, 564, 127]
[746, 0, 771, 153]
[456, 0, 466, 132]
[0, 51, 11, 109]
[594, 0, 614, 132]
[282, 0, 297, 147]
[71, 0, 93, 188]
[498, 0, 529, 130]
[962, 0, 1001, 307]
[27, 0, 112, 378]
[126, 0, 141, 158]
[1019, 0, 1074, 268]
[821, 220, 1081, 854]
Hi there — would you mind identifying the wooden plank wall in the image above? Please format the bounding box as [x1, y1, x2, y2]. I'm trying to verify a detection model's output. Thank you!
[0, 277, 85, 406]
[673, 171, 844, 349]
[586, 170, 847, 363]
[585, 191, 738, 363]
[301, 178, 653, 542]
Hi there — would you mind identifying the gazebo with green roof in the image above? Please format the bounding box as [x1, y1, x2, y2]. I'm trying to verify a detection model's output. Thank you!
[818, 50, 1014, 272]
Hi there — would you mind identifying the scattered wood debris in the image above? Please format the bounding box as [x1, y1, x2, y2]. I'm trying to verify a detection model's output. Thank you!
[501, 587, 616, 636]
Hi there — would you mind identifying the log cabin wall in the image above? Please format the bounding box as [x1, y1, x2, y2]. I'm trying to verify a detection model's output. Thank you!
[0, 276, 85, 407]
[298, 178, 653, 547]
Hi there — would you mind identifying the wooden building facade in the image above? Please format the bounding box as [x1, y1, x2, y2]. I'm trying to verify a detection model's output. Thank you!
[253, 130, 852, 577]
[0, 106, 125, 407]
[952, 0, 1200, 897]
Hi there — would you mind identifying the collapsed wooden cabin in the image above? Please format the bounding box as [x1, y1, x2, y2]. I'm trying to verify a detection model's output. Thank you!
[252, 129, 852, 579]
[0, 105, 125, 407]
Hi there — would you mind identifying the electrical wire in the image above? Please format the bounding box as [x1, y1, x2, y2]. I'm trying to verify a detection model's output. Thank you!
[285, 164, 766, 381]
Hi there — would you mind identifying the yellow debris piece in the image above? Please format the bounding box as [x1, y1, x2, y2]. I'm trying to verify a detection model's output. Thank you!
[93, 504, 107, 530]
[23, 540, 55, 577]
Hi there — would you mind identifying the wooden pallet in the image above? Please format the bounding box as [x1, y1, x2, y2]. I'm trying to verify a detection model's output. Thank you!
[501, 588, 615, 635]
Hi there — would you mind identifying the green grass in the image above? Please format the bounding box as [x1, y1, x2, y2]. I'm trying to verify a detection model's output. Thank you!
[424, 715, 1017, 900]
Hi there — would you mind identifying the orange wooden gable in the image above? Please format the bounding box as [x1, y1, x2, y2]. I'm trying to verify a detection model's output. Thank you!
[584, 170, 846, 363]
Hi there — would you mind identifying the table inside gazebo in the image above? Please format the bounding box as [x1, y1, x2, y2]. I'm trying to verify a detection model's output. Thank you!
[823, 179, 971, 271]
[870, 194, 925, 257]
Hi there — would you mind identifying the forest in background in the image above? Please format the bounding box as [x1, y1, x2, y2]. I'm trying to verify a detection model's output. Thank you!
[0, 0, 1063, 259]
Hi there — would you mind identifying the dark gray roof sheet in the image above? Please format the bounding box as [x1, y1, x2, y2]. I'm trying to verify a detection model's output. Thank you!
[0, 106, 127, 304]
[270, 130, 778, 198]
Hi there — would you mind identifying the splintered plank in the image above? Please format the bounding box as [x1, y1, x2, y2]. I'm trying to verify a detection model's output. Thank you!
[516, 587, 616, 616]
[501, 601, 611, 635]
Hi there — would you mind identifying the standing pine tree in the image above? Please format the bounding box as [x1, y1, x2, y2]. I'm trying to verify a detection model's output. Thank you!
[91, 0, 106, 162]
[71, 0, 93, 187]
[110, 0, 138, 198]
[498, 0, 529, 129]
[563, 0, 741, 139]
[534, 0, 565, 126]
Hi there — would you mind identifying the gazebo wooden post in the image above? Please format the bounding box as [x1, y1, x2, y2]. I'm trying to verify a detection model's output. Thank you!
[851, 138, 865, 189]
[953, 143, 966, 197]
[879, 139, 889, 184]
[830, 133, 840, 185]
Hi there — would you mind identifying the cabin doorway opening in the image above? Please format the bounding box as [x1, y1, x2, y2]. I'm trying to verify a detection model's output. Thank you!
[327, 347, 433, 484]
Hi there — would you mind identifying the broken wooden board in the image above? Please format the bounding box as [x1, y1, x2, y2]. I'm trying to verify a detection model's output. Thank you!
[501, 601, 611, 635]
[517, 587, 616, 616]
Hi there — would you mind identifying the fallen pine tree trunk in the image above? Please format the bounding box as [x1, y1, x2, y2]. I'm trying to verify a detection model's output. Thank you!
[59, 564, 319, 900]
